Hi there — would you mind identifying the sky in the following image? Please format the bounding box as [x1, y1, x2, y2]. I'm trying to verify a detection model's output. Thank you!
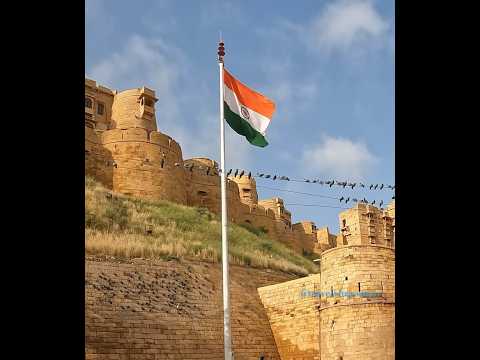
[85, 0, 395, 234]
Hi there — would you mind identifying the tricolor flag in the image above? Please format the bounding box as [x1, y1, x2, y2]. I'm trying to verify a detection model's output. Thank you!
[223, 68, 276, 147]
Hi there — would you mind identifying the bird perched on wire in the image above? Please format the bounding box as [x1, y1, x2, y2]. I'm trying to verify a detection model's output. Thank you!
[380, 184, 384, 190]
[380, 200, 384, 207]
[305, 179, 310, 183]
[257, 173, 264, 177]
[329, 180, 335, 187]
[369, 184, 374, 190]
[359, 183, 365, 188]
[374, 184, 379, 190]
[345, 197, 350, 203]
[247, 172, 251, 179]
[239, 170, 245, 178]
[273, 175, 277, 180]
[363, 198, 368, 203]
[227, 169, 232, 176]
[392, 195, 395, 199]
[312, 180, 318, 183]
[372, 200, 376, 205]
[348, 183, 356, 189]
[265, 174, 271, 178]
[234, 169, 239, 177]
[339, 196, 344, 202]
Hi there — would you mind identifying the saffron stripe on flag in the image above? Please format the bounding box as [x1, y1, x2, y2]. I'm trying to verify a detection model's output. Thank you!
[224, 69, 275, 119]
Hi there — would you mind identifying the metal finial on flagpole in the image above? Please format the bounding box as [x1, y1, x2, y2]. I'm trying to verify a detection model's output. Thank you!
[218, 41, 225, 63]
[218, 38, 232, 359]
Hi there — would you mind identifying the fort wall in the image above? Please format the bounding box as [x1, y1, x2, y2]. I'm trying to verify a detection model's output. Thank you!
[85, 257, 296, 360]
[258, 245, 395, 360]
[85, 77, 395, 257]
[339, 203, 395, 248]
[319, 244, 395, 359]
[102, 128, 187, 204]
[258, 275, 321, 360]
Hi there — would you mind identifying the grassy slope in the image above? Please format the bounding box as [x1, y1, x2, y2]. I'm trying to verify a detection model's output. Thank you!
[85, 177, 317, 275]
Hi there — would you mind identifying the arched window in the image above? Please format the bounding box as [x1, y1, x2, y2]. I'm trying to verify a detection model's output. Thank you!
[85, 97, 93, 108]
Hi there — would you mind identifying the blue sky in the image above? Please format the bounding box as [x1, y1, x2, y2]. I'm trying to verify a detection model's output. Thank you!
[86, 0, 394, 234]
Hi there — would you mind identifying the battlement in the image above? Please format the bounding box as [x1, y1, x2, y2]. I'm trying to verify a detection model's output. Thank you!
[228, 174, 258, 207]
[85, 77, 395, 257]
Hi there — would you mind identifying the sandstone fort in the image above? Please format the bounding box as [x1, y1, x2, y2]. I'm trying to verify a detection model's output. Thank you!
[85, 78, 395, 359]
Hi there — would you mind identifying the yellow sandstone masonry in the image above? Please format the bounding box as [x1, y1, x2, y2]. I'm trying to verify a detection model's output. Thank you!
[85, 78, 395, 359]
[259, 245, 395, 359]
[86, 78, 394, 256]
[85, 257, 296, 360]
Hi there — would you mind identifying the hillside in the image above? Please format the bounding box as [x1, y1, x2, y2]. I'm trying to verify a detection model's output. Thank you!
[85, 177, 317, 275]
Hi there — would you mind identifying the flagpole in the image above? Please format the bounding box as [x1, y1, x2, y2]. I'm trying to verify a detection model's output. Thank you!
[218, 40, 232, 360]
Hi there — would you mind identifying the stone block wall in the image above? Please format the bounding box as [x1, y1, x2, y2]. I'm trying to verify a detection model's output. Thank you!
[339, 204, 395, 247]
[258, 275, 322, 360]
[85, 257, 296, 360]
[101, 129, 187, 204]
[85, 126, 114, 189]
[319, 245, 395, 307]
[258, 245, 395, 359]
[85, 78, 395, 259]
[319, 303, 394, 360]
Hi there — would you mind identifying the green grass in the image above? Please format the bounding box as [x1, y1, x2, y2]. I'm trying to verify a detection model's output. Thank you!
[85, 176, 317, 275]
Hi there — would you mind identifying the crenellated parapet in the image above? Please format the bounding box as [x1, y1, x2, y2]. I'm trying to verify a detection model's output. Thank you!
[85, 78, 395, 257]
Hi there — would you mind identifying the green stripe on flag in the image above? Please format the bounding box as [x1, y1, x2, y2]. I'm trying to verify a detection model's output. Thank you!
[224, 102, 268, 147]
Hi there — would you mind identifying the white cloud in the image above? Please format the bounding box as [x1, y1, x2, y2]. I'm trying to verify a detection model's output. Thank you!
[301, 135, 378, 181]
[87, 34, 253, 169]
[308, 0, 388, 52]
[89, 34, 186, 135]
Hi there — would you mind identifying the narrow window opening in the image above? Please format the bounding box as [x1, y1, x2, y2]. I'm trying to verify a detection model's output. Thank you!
[345, 276, 348, 281]
[85, 97, 93, 108]
[160, 159, 165, 168]
[97, 102, 105, 115]
[198, 191, 208, 197]
[358, 282, 361, 292]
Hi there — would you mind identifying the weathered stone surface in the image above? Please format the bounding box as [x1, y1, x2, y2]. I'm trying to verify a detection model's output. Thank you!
[85, 257, 296, 360]
[259, 245, 395, 360]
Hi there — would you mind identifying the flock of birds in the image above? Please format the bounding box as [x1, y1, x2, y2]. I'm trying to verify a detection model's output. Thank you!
[100, 159, 396, 206]
[178, 163, 396, 191]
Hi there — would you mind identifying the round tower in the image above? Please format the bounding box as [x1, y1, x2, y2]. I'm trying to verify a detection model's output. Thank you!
[111, 87, 158, 132]
[319, 244, 395, 359]
[101, 85, 187, 204]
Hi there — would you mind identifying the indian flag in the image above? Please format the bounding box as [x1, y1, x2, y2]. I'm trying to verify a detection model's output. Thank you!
[223, 68, 275, 147]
